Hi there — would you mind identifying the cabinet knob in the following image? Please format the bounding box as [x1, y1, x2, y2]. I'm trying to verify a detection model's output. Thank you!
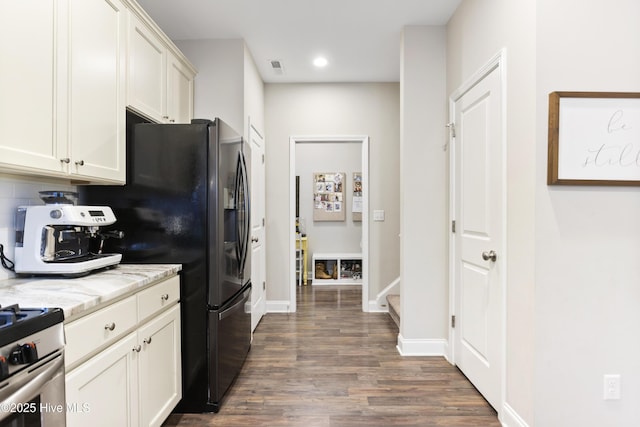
[143, 337, 152, 345]
[162, 115, 169, 119]
[169, 119, 175, 123]
[161, 294, 169, 301]
[132, 345, 141, 353]
[104, 322, 116, 331]
[75, 160, 85, 166]
[60, 158, 70, 164]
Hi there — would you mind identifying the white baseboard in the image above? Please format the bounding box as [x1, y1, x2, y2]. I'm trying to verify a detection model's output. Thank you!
[368, 300, 388, 312]
[396, 334, 447, 356]
[266, 300, 291, 313]
[500, 402, 530, 427]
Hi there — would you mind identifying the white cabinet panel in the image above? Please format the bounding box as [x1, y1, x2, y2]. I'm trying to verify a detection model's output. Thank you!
[66, 332, 138, 427]
[128, 13, 166, 123]
[137, 304, 181, 427]
[167, 52, 194, 124]
[68, 0, 126, 182]
[0, 1, 66, 174]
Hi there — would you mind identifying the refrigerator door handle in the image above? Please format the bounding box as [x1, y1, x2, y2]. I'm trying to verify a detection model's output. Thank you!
[234, 153, 243, 267]
[239, 151, 250, 272]
[218, 288, 249, 321]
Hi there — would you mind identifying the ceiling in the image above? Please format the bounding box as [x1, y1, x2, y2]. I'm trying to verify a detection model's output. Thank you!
[135, 0, 461, 83]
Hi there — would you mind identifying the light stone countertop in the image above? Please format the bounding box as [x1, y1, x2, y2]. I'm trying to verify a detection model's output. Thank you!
[0, 264, 181, 322]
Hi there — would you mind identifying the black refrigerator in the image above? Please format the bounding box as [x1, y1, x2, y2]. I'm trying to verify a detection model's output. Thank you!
[80, 112, 251, 413]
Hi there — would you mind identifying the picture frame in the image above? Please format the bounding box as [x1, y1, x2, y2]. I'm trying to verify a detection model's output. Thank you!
[548, 91, 640, 186]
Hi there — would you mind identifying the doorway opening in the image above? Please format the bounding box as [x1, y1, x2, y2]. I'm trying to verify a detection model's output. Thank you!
[289, 135, 370, 312]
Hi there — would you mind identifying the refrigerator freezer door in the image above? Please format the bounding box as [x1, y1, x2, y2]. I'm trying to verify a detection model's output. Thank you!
[207, 284, 251, 412]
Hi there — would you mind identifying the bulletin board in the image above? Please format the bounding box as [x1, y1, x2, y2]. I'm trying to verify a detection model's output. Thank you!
[352, 172, 362, 221]
[313, 172, 345, 221]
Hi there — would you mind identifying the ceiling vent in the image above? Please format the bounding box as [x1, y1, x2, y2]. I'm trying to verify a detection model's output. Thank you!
[269, 60, 284, 75]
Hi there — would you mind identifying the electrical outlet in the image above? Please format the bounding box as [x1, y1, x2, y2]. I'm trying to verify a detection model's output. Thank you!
[603, 374, 621, 400]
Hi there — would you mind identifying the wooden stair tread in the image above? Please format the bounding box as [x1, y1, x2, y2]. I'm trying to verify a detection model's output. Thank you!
[386, 294, 400, 328]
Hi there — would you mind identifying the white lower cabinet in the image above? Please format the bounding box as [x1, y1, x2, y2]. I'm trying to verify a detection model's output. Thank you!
[66, 333, 138, 427]
[138, 305, 181, 427]
[65, 276, 181, 427]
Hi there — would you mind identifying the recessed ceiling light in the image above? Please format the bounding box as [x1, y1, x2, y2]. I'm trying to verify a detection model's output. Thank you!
[313, 57, 328, 67]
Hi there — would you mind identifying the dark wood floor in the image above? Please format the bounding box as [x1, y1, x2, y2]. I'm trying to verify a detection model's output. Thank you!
[163, 286, 500, 426]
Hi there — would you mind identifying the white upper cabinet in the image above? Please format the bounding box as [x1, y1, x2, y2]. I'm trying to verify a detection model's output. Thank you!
[127, 10, 195, 124]
[67, 0, 127, 183]
[128, 13, 166, 123]
[0, 0, 126, 184]
[0, 1, 67, 175]
[167, 51, 195, 124]
[0, 0, 195, 183]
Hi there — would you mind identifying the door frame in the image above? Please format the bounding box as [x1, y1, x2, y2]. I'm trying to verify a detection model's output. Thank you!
[447, 49, 507, 412]
[289, 135, 370, 312]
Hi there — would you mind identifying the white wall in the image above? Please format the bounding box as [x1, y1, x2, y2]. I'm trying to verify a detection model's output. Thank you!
[0, 173, 75, 281]
[296, 142, 362, 272]
[175, 39, 245, 134]
[447, 0, 536, 424]
[535, 1, 640, 426]
[399, 27, 449, 352]
[265, 83, 400, 303]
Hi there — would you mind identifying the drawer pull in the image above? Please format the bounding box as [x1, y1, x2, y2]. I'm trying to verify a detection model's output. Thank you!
[161, 294, 169, 301]
[133, 345, 141, 353]
[104, 322, 116, 331]
[143, 337, 152, 345]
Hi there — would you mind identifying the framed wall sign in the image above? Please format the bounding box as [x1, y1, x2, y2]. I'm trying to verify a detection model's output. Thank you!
[548, 91, 640, 186]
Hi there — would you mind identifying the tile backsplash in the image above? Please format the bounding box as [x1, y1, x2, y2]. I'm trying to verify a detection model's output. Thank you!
[0, 173, 75, 281]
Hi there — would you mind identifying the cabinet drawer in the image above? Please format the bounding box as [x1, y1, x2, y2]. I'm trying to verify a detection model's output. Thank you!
[65, 296, 137, 367]
[137, 275, 180, 322]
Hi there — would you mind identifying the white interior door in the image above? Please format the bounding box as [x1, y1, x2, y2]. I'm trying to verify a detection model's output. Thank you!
[452, 63, 504, 410]
[250, 123, 266, 332]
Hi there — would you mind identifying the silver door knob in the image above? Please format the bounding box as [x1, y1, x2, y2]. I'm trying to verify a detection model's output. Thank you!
[104, 322, 116, 331]
[482, 250, 497, 262]
[251, 236, 259, 243]
[75, 160, 84, 166]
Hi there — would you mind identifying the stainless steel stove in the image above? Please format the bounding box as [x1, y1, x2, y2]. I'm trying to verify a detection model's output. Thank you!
[0, 305, 65, 427]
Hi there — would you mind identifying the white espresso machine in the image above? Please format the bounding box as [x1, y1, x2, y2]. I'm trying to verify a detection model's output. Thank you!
[14, 191, 122, 276]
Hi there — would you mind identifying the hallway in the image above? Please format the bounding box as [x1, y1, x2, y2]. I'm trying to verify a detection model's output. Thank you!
[163, 286, 500, 426]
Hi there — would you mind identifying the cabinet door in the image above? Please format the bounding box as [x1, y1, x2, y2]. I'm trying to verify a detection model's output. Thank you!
[128, 13, 167, 123]
[137, 304, 181, 427]
[0, 1, 67, 174]
[166, 52, 194, 124]
[67, 0, 126, 183]
[66, 333, 139, 427]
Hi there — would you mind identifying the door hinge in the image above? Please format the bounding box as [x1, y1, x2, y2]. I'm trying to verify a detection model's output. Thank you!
[263, 281, 266, 291]
[446, 122, 456, 138]
[262, 218, 265, 227]
[262, 154, 265, 164]
[451, 220, 456, 233]
[451, 315, 456, 328]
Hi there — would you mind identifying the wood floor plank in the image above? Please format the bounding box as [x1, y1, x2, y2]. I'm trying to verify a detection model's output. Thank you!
[162, 285, 500, 427]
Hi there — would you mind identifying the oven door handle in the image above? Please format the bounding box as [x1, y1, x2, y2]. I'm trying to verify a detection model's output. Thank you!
[0, 354, 64, 422]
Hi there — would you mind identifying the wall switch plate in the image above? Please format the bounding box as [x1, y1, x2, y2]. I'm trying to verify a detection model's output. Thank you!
[373, 210, 385, 221]
[603, 374, 621, 400]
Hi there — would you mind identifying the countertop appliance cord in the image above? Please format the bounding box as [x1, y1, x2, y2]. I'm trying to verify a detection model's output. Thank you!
[0, 244, 15, 272]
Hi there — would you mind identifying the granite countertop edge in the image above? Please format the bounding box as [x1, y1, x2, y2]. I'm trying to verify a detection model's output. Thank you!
[0, 264, 182, 321]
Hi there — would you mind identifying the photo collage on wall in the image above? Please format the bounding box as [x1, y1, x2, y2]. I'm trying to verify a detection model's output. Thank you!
[313, 172, 346, 221]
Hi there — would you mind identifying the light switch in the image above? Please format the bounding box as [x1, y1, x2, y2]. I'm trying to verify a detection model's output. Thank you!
[373, 210, 385, 221]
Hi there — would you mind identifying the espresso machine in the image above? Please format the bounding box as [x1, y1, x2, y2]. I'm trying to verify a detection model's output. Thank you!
[14, 191, 123, 276]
